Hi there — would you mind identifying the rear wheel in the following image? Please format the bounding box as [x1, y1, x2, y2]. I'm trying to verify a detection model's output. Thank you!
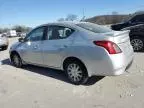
[64, 60, 88, 85]
[130, 37, 144, 51]
[11, 53, 23, 68]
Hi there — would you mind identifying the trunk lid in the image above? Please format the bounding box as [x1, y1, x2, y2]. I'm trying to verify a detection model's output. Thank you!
[112, 30, 133, 56]
[103, 30, 130, 44]
[101, 30, 133, 56]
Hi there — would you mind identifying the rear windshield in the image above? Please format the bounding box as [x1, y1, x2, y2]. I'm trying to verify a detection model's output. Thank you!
[76, 23, 112, 33]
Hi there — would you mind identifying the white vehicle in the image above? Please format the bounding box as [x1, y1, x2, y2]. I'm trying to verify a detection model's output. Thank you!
[7, 30, 17, 37]
[0, 34, 9, 50]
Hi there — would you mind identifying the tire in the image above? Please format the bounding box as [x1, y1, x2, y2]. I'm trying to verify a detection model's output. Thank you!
[64, 60, 89, 85]
[2, 46, 8, 50]
[11, 53, 23, 68]
[130, 37, 144, 51]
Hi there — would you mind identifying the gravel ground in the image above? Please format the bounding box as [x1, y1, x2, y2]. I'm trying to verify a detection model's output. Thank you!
[0, 37, 144, 108]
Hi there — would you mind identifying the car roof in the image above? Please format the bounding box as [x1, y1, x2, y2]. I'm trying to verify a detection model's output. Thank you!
[129, 11, 144, 20]
[36, 21, 91, 30]
[133, 11, 144, 16]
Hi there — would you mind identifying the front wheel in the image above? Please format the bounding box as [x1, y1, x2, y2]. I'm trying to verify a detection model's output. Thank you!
[11, 54, 23, 68]
[65, 61, 88, 85]
[130, 37, 144, 51]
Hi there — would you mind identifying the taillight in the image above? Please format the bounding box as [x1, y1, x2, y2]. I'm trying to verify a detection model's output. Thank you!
[93, 41, 122, 54]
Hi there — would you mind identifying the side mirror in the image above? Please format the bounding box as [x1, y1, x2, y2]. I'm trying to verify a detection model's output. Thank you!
[18, 38, 24, 42]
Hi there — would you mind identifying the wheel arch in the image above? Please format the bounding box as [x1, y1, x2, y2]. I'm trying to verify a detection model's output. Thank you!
[62, 56, 89, 75]
[10, 50, 21, 60]
[130, 35, 144, 51]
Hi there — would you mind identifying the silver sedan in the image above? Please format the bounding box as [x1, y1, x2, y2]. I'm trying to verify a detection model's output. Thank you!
[9, 22, 134, 85]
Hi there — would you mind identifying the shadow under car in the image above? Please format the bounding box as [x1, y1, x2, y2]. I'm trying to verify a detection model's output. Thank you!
[1, 58, 105, 85]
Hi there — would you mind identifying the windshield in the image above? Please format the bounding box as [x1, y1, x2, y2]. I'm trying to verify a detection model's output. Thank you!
[76, 23, 112, 33]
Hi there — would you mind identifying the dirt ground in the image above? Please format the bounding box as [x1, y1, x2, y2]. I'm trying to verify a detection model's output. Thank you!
[0, 37, 144, 108]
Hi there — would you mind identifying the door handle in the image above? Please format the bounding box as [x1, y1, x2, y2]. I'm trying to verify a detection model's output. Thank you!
[60, 45, 68, 49]
[63, 45, 68, 48]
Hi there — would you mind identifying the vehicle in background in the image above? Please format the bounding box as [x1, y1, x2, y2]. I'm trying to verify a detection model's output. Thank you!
[17, 32, 27, 37]
[111, 12, 144, 51]
[0, 33, 7, 37]
[21, 32, 27, 37]
[7, 30, 17, 37]
[128, 24, 144, 51]
[111, 12, 144, 31]
[0, 34, 9, 50]
[17, 32, 21, 37]
[10, 22, 134, 85]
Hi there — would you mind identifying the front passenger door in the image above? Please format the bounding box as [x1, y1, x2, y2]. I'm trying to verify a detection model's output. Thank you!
[20, 26, 46, 65]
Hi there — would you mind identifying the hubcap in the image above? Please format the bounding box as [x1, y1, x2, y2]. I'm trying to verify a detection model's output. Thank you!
[67, 63, 83, 82]
[131, 39, 143, 51]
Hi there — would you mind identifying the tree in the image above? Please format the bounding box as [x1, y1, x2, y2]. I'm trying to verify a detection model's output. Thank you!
[57, 18, 65, 22]
[57, 14, 78, 22]
[12, 25, 25, 32]
[12, 25, 31, 32]
[1, 28, 9, 33]
[0, 28, 3, 33]
[25, 27, 32, 32]
[65, 14, 78, 21]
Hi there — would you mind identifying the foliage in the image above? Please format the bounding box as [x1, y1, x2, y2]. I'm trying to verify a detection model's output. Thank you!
[12, 25, 32, 32]
[0, 25, 32, 34]
[57, 14, 78, 21]
[65, 14, 78, 21]
[0, 28, 9, 33]
[57, 18, 65, 22]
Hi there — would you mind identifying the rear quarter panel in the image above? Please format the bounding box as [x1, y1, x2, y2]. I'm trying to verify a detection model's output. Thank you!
[61, 32, 114, 76]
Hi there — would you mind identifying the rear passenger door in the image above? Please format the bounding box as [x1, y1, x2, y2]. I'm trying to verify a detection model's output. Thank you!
[42, 25, 75, 68]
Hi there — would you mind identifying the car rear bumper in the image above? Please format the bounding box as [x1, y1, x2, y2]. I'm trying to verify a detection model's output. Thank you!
[125, 59, 133, 71]
[86, 50, 134, 77]
[109, 58, 134, 76]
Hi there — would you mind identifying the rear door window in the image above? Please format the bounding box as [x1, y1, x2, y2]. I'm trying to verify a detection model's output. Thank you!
[46, 26, 75, 40]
